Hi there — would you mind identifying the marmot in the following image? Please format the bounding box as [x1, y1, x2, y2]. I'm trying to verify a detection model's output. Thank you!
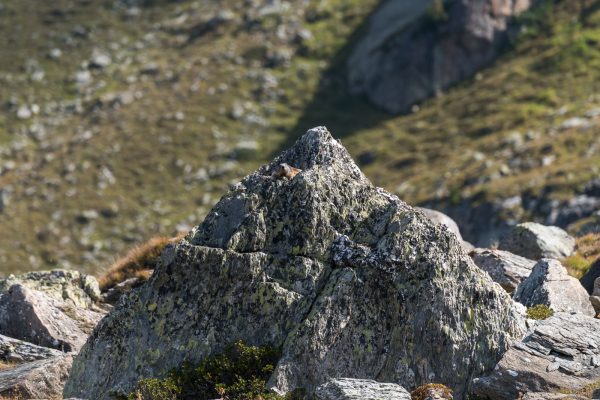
[272, 163, 301, 180]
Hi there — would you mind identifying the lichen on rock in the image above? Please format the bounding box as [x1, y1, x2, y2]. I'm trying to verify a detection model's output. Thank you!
[64, 127, 525, 400]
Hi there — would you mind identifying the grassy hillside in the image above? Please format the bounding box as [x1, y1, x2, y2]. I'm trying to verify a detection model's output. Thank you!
[0, 0, 599, 275]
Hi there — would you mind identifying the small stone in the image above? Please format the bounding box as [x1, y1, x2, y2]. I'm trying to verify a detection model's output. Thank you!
[74, 70, 92, 86]
[547, 362, 560, 372]
[48, 48, 62, 59]
[140, 62, 160, 75]
[16, 105, 32, 120]
[89, 50, 111, 69]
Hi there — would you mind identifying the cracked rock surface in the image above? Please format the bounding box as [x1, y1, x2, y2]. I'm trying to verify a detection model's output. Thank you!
[471, 313, 600, 399]
[499, 222, 576, 261]
[314, 378, 410, 400]
[514, 259, 595, 316]
[0, 354, 73, 399]
[0, 334, 63, 363]
[64, 127, 525, 400]
[0, 269, 101, 309]
[471, 248, 536, 294]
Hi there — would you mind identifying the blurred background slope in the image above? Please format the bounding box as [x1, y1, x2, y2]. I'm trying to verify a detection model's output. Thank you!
[0, 0, 599, 275]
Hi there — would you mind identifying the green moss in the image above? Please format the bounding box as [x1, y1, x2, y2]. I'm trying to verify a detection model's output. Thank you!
[125, 341, 305, 400]
[526, 304, 554, 320]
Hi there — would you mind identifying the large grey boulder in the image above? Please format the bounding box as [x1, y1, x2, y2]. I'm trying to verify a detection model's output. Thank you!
[347, 0, 532, 113]
[471, 248, 536, 293]
[64, 127, 524, 400]
[513, 259, 594, 315]
[0, 334, 63, 363]
[315, 378, 411, 400]
[0, 269, 101, 309]
[498, 222, 576, 260]
[0, 284, 104, 352]
[0, 354, 72, 399]
[471, 313, 600, 399]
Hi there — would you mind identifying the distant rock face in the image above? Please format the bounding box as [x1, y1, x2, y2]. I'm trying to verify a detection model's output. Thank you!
[64, 127, 524, 399]
[315, 378, 411, 400]
[471, 313, 600, 399]
[499, 222, 576, 260]
[514, 259, 594, 316]
[471, 248, 536, 293]
[347, 0, 532, 113]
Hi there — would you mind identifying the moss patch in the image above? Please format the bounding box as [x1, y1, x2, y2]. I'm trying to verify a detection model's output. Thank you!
[526, 304, 554, 320]
[125, 341, 302, 400]
[410, 383, 453, 400]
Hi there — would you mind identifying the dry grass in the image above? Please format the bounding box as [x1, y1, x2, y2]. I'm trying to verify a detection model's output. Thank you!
[410, 383, 453, 400]
[558, 378, 600, 398]
[99, 232, 187, 292]
[0, 361, 13, 371]
[564, 232, 600, 278]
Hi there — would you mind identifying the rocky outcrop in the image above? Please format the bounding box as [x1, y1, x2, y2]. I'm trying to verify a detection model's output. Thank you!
[64, 127, 525, 400]
[0, 354, 73, 399]
[0, 271, 102, 398]
[0, 334, 63, 363]
[499, 222, 575, 260]
[471, 313, 600, 399]
[347, 0, 532, 113]
[471, 248, 536, 293]
[0, 269, 101, 309]
[0, 284, 104, 352]
[514, 259, 594, 315]
[315, 378, 411, 400]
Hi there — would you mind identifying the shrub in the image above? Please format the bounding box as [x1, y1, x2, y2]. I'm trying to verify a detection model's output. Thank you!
[126, 341, 300, 400]
[99, 232, 186, 292]
[526, 304, 554, 320]
[411, 383, 453, 400]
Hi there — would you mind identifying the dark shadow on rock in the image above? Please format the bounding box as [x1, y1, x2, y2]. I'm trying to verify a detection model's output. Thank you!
[272, 1, 394, 156]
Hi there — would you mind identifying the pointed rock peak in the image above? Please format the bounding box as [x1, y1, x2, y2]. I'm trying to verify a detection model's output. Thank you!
[188, 127, 375, 254]
[254, 126, 365, 181]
